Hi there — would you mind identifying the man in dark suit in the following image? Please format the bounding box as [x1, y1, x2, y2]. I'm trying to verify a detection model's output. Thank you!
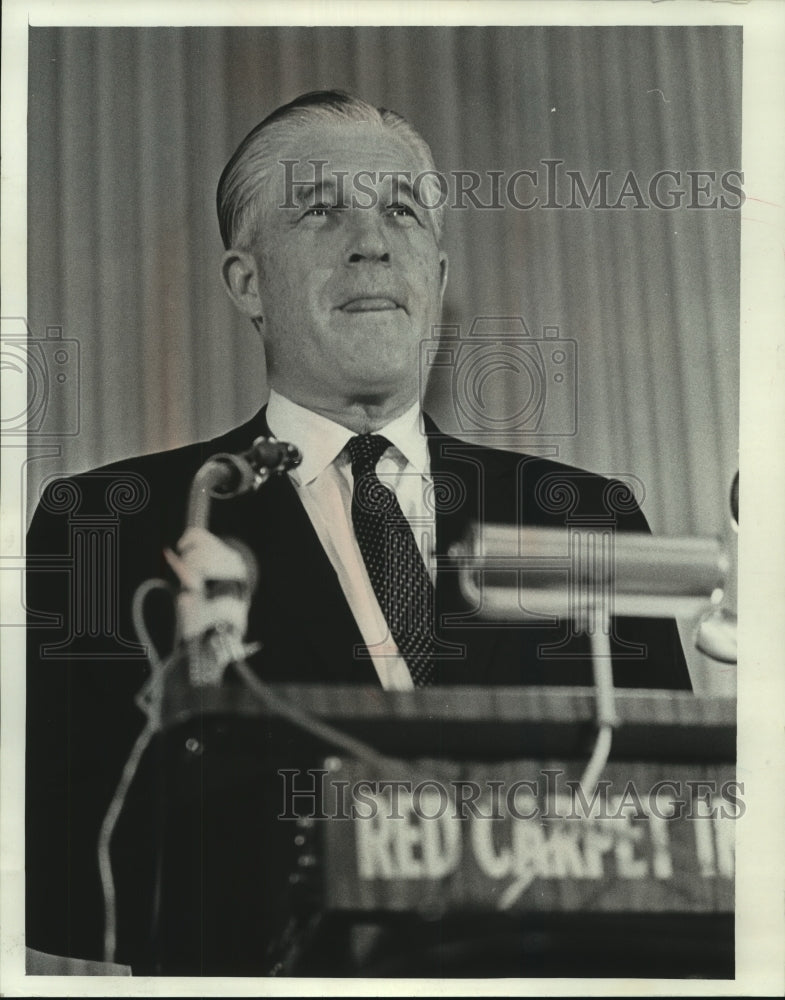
[26, 90, 690, 973]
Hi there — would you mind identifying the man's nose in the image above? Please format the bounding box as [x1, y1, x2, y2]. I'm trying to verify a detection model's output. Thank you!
[345, 211, 390, 264]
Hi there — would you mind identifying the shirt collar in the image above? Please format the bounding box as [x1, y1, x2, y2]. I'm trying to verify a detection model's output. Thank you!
[376, 400, 430, 478]
[266, 389, 429, 486]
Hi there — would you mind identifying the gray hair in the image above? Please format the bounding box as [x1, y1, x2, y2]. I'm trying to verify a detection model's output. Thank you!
[217, 90, 445, 250]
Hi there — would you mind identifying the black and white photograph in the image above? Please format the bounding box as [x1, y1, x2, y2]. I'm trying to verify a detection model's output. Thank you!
[2, 0, 784, 994]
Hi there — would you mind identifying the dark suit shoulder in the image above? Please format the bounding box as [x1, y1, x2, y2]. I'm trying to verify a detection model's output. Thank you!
[424, 423, 647, 532]
[53, 407, 270, 483]
[424, 418, 610, 481]
[29, 408, 273, 534]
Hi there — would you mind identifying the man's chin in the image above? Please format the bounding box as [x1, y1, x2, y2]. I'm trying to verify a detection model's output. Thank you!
[339, 367, 419, 406]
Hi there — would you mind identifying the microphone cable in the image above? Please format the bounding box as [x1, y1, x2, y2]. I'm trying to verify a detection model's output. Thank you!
[98, 577, 173, 966]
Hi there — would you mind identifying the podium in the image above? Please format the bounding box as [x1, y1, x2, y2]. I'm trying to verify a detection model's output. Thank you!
[142, 683, 735, 978]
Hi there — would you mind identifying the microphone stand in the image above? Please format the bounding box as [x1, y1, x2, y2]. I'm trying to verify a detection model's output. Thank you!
[174, 438, 302, 687]
[99, 438, 302, 966]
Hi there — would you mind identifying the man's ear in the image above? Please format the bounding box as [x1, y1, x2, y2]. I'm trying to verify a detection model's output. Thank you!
[221, 249, 264, 322]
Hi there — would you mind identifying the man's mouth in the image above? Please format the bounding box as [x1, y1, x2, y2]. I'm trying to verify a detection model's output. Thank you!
[340, 297, 401, 313]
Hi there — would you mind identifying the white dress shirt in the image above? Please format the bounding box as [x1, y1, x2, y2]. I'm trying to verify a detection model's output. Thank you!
[266, 389, 436, 691]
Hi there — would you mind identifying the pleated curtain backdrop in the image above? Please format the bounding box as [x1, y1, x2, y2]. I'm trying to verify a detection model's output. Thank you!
[27, 26, 741, 693]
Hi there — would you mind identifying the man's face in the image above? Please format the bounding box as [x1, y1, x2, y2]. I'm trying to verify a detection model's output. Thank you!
[246, 119, 448, 413]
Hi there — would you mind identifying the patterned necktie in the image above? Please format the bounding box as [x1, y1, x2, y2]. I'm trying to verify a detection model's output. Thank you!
[347, 434, 436, 687]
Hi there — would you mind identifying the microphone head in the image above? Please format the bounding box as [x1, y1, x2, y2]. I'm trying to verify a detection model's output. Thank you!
[249, 437, 302, 473]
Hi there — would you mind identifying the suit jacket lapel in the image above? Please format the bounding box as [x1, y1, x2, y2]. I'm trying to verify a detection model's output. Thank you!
[425, 416, 504, 684]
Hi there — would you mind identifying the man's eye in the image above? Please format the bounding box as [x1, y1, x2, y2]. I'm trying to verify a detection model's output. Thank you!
[303, 203, 337, 217]
[388, 203, 418, 219]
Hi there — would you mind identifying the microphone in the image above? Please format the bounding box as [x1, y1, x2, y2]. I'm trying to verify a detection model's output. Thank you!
[206, 438, 303, 497]
[187, 437, 302, 529]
